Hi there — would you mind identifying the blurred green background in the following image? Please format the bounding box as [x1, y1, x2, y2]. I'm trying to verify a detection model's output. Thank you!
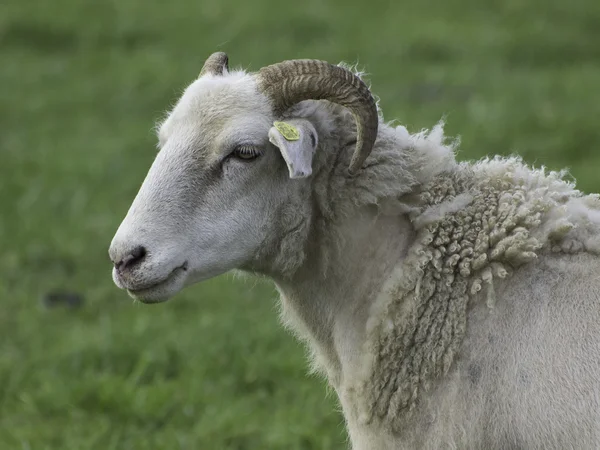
[1, 0, 599, 448]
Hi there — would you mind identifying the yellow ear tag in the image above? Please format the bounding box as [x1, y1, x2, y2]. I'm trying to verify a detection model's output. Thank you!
[274, 121, 300, 141]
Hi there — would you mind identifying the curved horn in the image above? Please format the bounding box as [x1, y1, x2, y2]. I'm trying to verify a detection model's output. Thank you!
[256, 60, 378, 175]
[199, 52, 229, 77]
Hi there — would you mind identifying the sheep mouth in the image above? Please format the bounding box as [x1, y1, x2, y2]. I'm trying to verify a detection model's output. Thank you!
[127, 263, 188, 303]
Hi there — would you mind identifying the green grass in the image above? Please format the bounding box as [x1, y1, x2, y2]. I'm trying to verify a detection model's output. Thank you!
[1, 0, 599, 448]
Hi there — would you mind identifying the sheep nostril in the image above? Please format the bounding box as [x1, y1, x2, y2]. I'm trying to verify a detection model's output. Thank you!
[114, 246, 147, 272]
[130, 245, 146, 261]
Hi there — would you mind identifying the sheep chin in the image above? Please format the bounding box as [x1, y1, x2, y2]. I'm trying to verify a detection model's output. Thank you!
[127, 265, 188, 304]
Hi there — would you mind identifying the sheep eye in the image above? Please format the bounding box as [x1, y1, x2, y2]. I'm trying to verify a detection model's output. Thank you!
[232, 145, 262, 161]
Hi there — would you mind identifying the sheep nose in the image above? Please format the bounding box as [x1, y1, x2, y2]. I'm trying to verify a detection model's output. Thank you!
[113, 246, 147, 272]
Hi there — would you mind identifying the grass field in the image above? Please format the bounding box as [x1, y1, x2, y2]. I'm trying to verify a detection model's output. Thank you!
[1, 0, 600, 448]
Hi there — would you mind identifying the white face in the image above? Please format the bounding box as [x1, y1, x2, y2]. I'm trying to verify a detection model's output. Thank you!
[108, 72, 316, 303]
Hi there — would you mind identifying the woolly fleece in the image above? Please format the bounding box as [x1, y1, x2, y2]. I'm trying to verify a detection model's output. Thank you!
[347, 145, 600, 432]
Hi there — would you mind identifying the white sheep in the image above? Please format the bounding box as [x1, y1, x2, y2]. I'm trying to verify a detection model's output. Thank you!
[109, 52, 600, 449]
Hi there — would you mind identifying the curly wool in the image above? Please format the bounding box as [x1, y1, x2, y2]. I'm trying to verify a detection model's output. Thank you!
[358, 155, 600, 433]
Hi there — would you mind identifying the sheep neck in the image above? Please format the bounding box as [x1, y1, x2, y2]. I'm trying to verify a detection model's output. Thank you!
[272, 207, 415, 388]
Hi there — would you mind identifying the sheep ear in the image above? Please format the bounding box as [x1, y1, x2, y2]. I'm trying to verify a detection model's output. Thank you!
[268, 120, 318, 179]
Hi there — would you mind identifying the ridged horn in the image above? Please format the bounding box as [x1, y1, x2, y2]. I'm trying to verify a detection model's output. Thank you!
[199, 52, 229, 77]
[256, 59, 378, 175]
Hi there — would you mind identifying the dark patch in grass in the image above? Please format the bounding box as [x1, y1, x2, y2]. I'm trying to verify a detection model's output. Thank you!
[41, 291, 84, 309]
[1, 21, 157, 53]
[250, 16, 332, 49]
[1, 22, 76, 52]
[284, 19, 332, 45]
[404, 40, 461, 62]
[503, 40, 600, 68]
[406, 83, 473, 104]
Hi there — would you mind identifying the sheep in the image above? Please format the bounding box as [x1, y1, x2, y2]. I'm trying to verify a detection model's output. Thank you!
[109, 52, 600, 449]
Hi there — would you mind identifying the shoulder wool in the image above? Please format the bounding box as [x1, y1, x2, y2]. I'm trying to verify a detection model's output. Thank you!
[356, 155, 600, 432]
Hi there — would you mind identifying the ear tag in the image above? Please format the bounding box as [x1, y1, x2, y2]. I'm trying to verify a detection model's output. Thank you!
[273, 121, 300, 141]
